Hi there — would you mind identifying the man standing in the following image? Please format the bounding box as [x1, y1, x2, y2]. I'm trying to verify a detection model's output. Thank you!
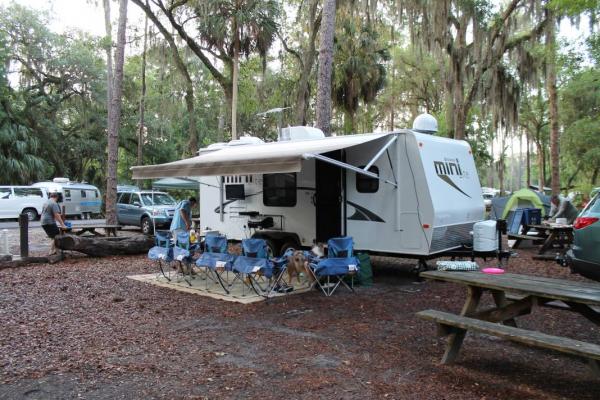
[41, 192, 67, 255]
[549, 194, 579, 224]
[170, 196, 197, 240]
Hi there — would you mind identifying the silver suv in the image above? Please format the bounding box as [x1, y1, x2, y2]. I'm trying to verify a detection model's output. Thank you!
[116, 189, 176, 234]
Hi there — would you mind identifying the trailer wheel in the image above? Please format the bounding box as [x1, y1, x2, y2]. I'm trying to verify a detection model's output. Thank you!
[264, 239, 279, 258]
[280, 240, 299, 257]
[22, 208, 38, 222]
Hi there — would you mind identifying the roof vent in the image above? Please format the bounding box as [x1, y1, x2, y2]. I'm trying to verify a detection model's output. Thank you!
[412, 113, 438, 134]
[280, 126, 325, 141]
[227, 135, 265, 146]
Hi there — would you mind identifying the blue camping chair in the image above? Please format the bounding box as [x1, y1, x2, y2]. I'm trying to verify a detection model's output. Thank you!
[148, 230, 174, 281]
[309, 236, 360, 296]
[173, 231, 195, 286]
[232, 238, 274, 296]
[195, 234, 235, 293]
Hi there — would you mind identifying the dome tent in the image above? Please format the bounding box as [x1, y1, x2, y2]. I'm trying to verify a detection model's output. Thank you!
[489, 188, 550, 221]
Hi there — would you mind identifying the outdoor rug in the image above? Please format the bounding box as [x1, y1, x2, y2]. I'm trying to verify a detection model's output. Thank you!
[128, 269, 312, 304]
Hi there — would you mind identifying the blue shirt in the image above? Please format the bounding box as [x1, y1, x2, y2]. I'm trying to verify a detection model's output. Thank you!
[170, 200, 192, 231]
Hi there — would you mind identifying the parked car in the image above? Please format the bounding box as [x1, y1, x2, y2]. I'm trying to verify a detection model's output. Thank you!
[0, 186, 47, 221]
[116, 189, 176, 234]
[563, 193, 600, 281]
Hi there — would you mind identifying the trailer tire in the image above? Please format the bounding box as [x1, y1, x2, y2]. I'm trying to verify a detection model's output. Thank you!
[280, 240, 300, 257]
[22, 208, 39, 222]
[264, 239, 279, 258]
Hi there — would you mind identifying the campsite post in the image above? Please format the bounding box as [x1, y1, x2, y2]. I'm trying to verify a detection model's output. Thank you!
[19, 213, 29, 258]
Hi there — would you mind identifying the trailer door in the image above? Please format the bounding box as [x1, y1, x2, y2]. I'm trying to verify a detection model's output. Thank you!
[315, 150, 342, 242]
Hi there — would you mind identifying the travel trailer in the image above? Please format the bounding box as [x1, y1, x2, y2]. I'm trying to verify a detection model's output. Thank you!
[131, 115, 485, 260]
[32, 178, 102, 219]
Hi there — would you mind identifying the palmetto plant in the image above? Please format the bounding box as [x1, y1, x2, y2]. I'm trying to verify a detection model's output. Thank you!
[194, 0, 280, 138]
[333, 18, 389, 133]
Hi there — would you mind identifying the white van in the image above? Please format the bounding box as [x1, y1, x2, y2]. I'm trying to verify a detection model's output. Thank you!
[0, 186, 48, 221]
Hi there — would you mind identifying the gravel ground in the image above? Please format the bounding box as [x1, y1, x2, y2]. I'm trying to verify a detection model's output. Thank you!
[1, 247, 599, 399]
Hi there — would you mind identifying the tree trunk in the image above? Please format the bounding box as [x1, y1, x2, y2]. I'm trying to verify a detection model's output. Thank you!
[102, 0, 113, 122]
[315, 0, 336, 136]
[231, 21, 240, 141]
[592, 167, 599, 185]
[105, 0, 128, 226]
[136, 14, 148, 186]
[55, 234, 155, 257]
[536, 141, 545, 192]
[525, 130, 531, 188]
[546, 9, 560, 195]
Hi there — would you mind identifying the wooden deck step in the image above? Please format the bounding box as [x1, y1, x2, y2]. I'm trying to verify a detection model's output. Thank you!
[417, 309, 600, 361]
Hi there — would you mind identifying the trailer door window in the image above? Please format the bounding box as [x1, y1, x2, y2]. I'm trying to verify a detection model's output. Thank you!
[356, 166, 379, 193]
[263, 173, 297, 207]
[63, 189, 71, 201]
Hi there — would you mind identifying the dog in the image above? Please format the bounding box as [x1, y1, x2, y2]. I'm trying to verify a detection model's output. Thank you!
[286, 250, 313, 284]
[311, 243, 325, 258]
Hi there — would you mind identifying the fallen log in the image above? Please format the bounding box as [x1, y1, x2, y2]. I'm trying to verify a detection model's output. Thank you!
[55, 234, 154, 257]
[0, 254, 64, 269]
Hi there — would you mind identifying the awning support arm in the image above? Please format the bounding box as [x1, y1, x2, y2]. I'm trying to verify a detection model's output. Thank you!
[364, 135, 397, 171]
[303, 153, 398, 188]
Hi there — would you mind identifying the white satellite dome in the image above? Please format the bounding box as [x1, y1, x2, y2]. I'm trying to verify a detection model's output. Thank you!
[412, 113, 438, 134]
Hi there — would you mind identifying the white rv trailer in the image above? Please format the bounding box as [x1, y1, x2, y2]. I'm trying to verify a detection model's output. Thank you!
[131, 118, 485, 258]
[32, 178, 102, 219]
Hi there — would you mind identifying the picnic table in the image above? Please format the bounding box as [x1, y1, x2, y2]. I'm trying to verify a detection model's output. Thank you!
[510, 222, 573, 258]
[417, 270, 600, 377]
[63, 224, 120, 237]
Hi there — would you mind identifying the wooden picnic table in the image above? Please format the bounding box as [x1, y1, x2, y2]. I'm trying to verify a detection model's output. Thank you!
[510, 222, 573, 259]
[418, 270, 600, 377]
[63, 225, 120, 237]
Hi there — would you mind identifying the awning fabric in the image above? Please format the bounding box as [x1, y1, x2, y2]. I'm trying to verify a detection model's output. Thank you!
[152, 177, 199, 190]
[131, 133, 391, 179]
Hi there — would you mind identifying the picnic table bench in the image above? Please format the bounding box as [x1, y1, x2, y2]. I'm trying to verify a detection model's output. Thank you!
[63, 224, 120, 237]
[418, 270, 600, 377]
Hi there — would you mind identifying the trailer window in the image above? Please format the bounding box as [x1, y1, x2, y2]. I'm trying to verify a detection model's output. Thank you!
[14, 188, 44, 197]
[63, 189, 71, 201]
[356, 166, 379, 193]
[263, 173, 297, 207]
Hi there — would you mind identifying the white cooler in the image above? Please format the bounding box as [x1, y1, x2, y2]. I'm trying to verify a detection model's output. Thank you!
[473, 220, 499, 252]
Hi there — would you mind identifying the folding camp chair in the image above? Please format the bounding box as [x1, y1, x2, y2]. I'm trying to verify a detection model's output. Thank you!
[195, 234, 235, 294]
[264, 248, 296, 297]
[147, 231, 174, 281]
[232, 238, 274, 297]
[308, 236, 360, 296]
[173, 231, 195, 286]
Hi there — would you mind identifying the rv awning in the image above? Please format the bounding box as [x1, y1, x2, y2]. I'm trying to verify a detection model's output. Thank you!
[131, 133, 391, 179]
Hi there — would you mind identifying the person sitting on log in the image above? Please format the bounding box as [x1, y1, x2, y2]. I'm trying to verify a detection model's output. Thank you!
[41, 192, 67, 255]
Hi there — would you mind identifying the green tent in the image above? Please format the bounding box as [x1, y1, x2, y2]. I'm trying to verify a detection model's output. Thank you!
[501, 188, 546, 219]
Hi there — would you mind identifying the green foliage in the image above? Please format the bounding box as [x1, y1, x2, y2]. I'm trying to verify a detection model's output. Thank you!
[333, 17, 389, 133]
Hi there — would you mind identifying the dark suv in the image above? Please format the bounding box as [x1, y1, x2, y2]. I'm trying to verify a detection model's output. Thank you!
[564, 193, 600, 281]
[116, 190, 176, 234]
